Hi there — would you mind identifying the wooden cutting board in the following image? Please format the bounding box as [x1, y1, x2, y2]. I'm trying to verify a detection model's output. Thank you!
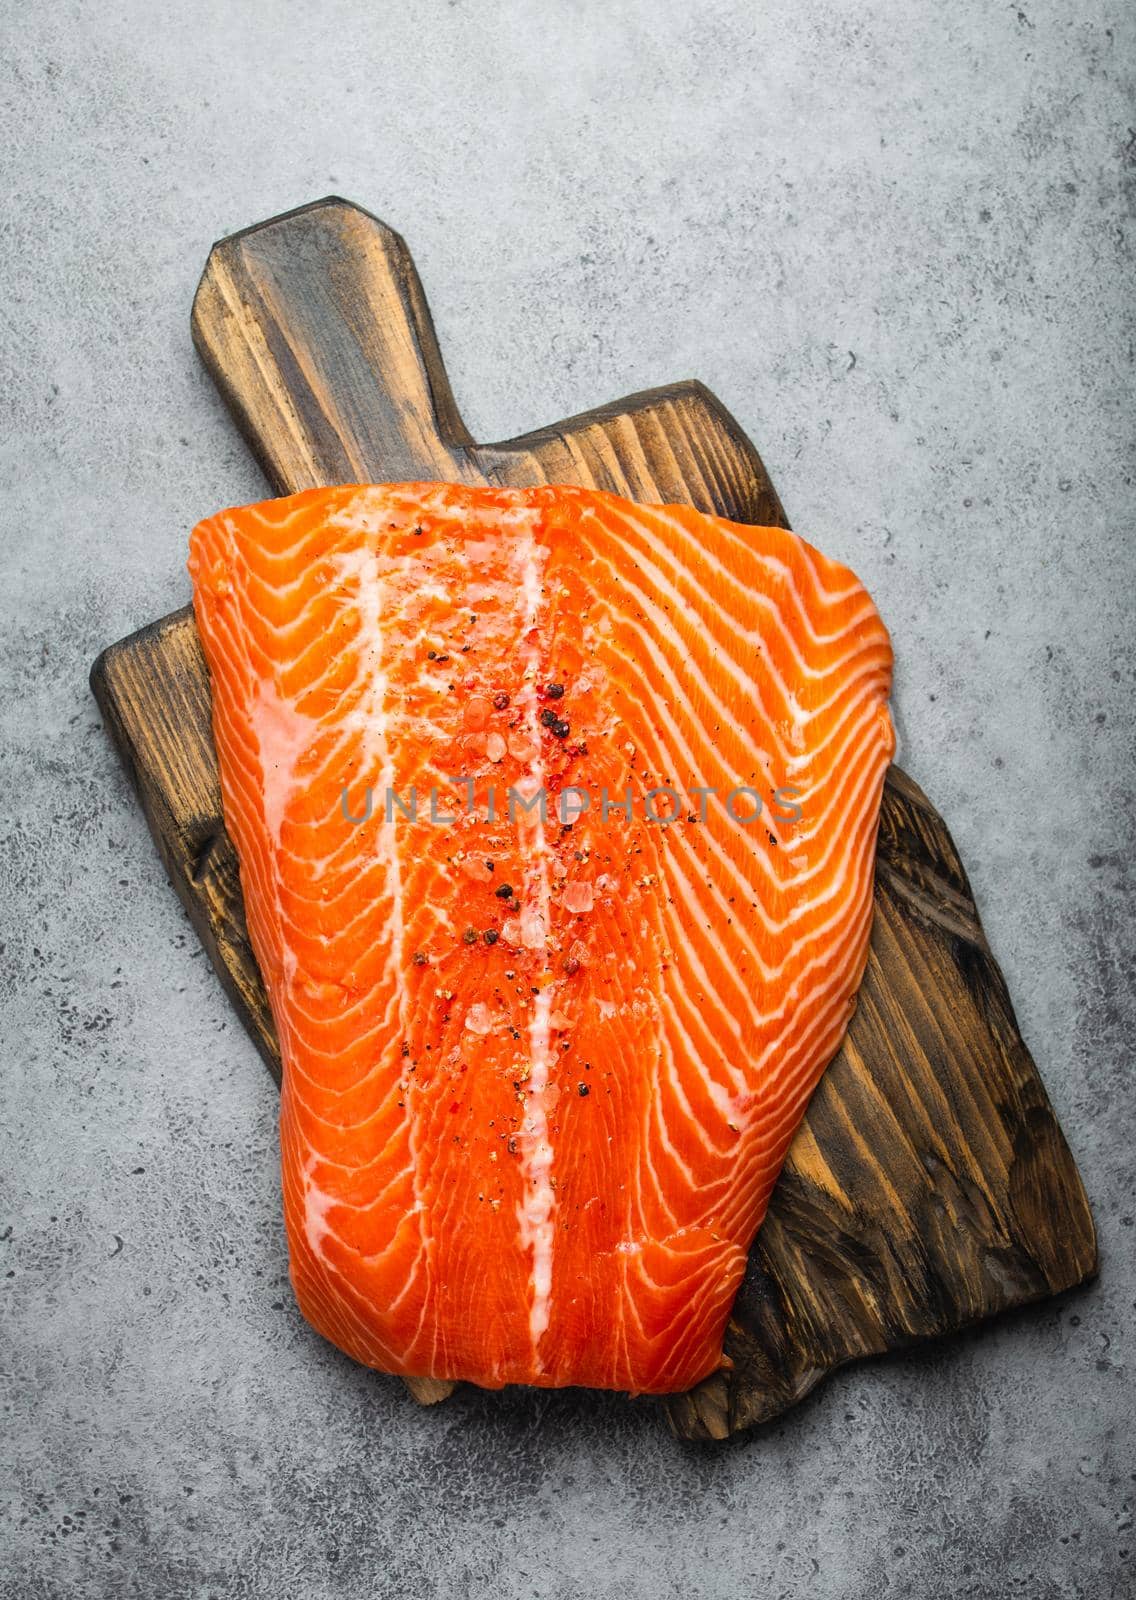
[90, 198, 1097, 1440]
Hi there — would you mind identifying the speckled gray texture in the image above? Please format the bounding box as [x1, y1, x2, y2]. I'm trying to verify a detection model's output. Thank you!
[1, 2, 1133, 1595]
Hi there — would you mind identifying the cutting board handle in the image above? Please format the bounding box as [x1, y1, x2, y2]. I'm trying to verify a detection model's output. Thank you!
[191, 197, 476, 491]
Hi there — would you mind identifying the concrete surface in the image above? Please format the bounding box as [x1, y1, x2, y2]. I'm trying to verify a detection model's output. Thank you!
[1, 2, 1133, 1596]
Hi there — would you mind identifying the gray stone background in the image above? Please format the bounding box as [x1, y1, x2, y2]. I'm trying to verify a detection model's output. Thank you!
[2, 1, 1132, 1596]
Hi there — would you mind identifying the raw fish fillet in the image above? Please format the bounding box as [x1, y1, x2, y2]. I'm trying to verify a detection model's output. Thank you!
[188, 483, 894, 1394]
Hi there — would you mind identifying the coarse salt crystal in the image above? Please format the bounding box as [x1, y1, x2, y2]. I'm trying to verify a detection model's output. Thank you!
[562, 880, 594, 915]
[508, 733, 539, 764]
[463, 1002, 494, 1036]
[463, 695, 492, 732]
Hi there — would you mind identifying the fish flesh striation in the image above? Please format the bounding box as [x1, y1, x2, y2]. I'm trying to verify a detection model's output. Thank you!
[188, 483, 894, 1394]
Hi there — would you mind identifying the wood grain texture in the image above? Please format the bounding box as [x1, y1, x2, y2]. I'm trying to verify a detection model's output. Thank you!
[90, 198, 1096, 1439]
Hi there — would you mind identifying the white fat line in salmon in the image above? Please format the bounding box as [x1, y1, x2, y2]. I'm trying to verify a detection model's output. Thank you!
[338, 783, 806, 829]
[509, 516, 557, 1362]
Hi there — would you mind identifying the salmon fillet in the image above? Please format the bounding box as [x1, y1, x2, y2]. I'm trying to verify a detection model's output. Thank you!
[188, 483, 894, 1394]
